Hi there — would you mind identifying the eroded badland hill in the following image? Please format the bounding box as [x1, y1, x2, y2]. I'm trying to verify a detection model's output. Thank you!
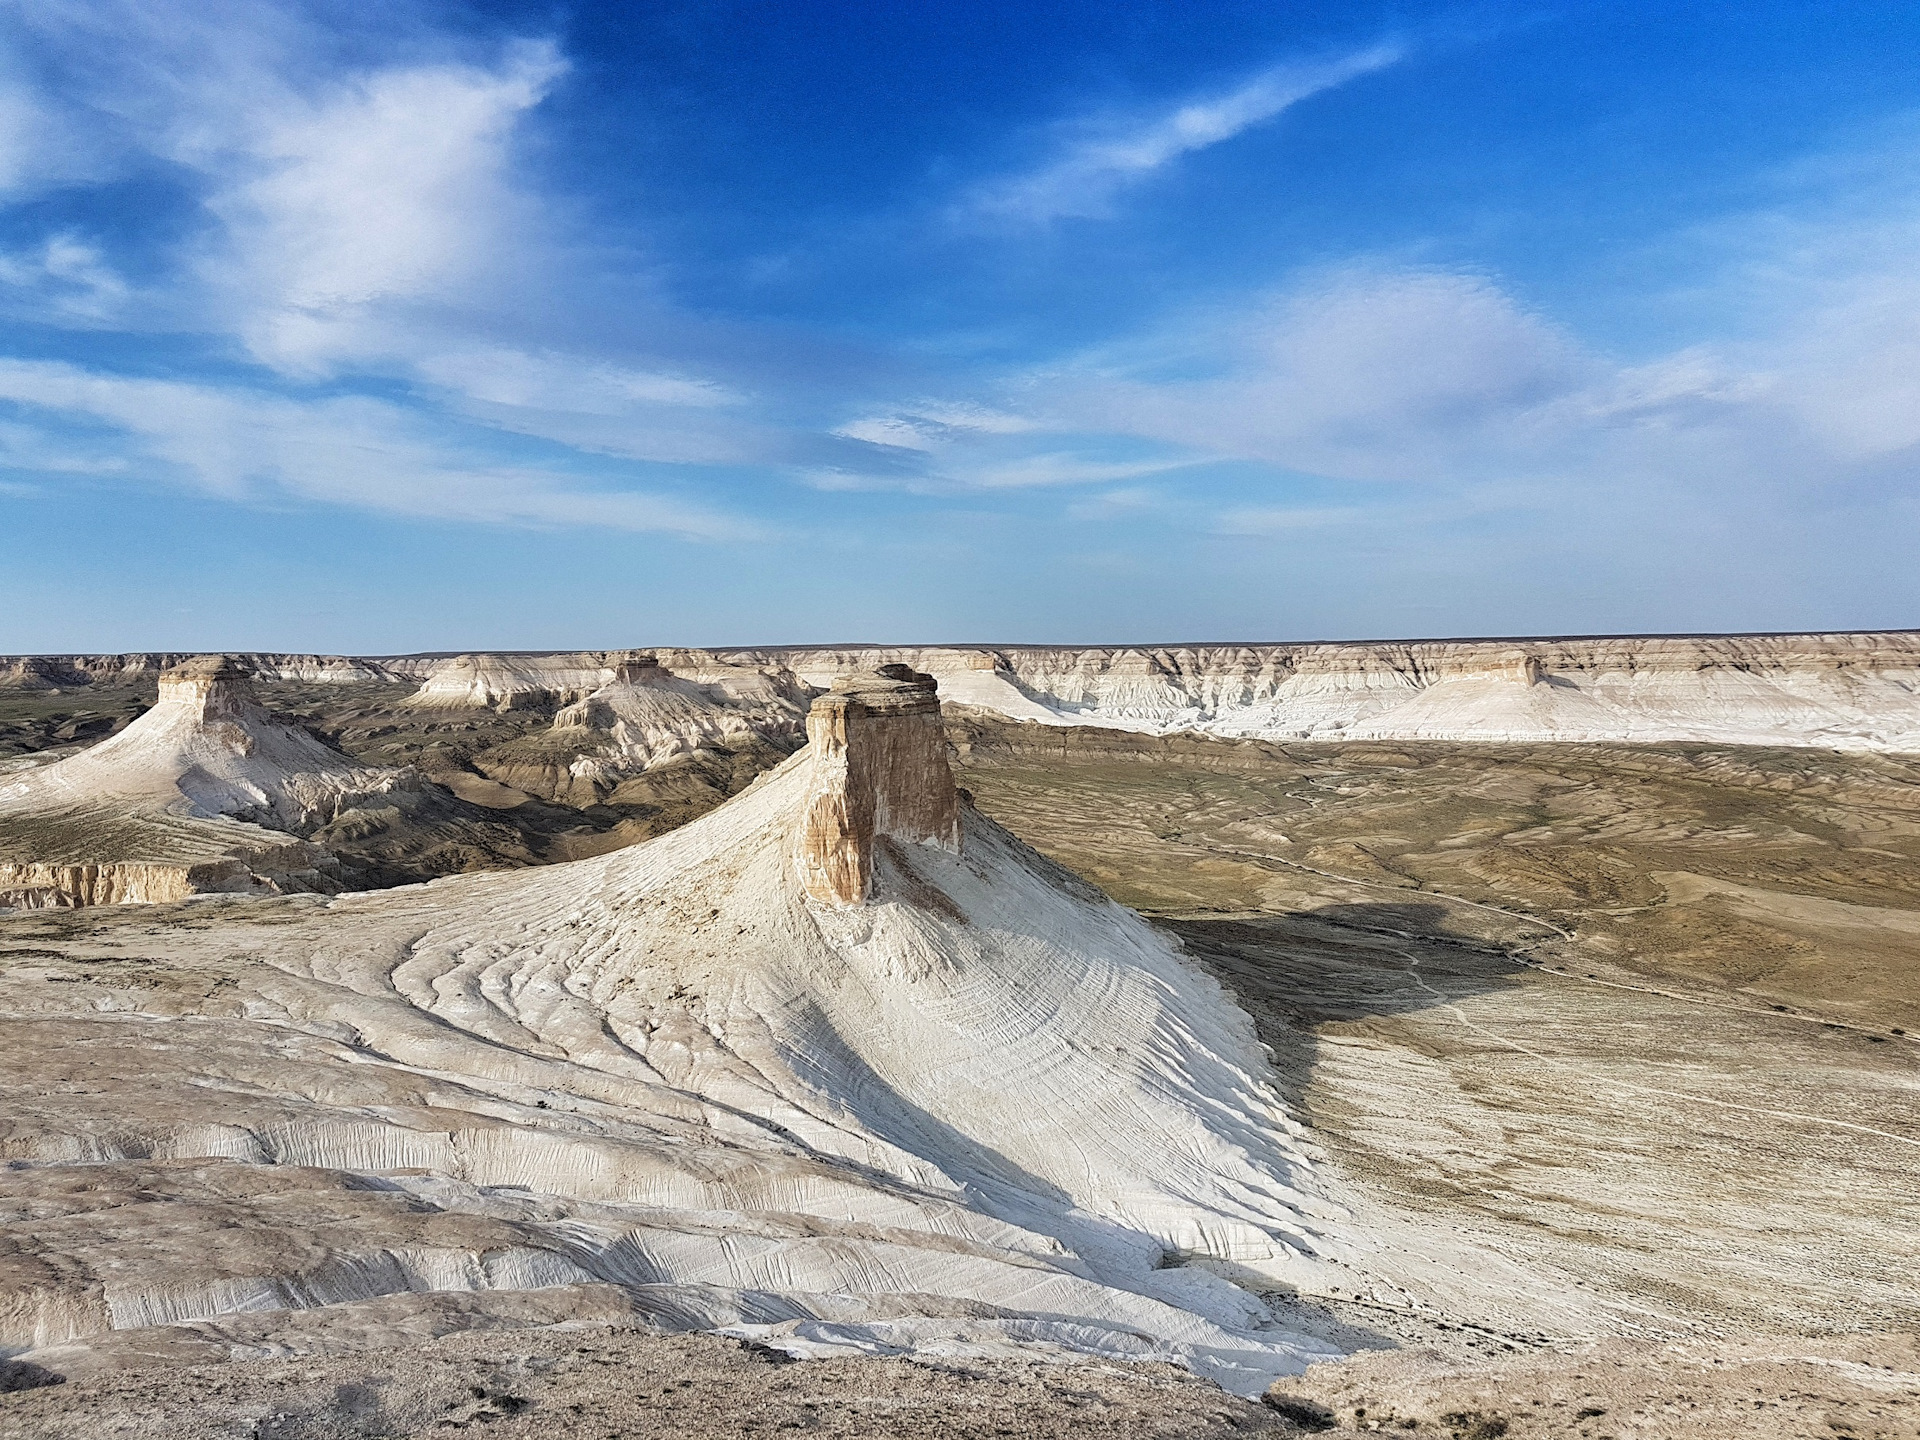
[0, 638, 1915, 1438]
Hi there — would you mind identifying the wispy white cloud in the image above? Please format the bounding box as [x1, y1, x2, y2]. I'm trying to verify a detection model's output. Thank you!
[0, 359, 748, 537]
[418, 347, 738, 413]
[828, 125, 1920, 568]
[1213, 504, 1372, 535]
[0, 233, 130, 320]
[830, 398, 1195, 491]
[0, 2, 787, 513]
[0, 3, 576, 374]
[833, 401, 1037, 451]
[963, 452, 1197, 489]
[199, 41, 566, 373]
[961, 44, 1403, 226]
[0, 77, 51, 193]
[1063, 485, 1166, 521]
[1038, 267, 1593, 481]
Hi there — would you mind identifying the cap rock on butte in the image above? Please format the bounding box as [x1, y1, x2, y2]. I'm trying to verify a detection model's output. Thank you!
[796, 665, 961, 906]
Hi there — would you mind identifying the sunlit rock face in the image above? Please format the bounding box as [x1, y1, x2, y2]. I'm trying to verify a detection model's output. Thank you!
[744, 633, 1920, 750]
[796, 667, 961, 906]
[9, 634, 1920, 750]
[153, 655, 265, 733]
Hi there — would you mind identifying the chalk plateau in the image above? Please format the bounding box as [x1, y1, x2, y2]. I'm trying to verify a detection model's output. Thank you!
[14, 631, 1916, 759]
[747, 633, 1920, 751]
[0, 658, 415, 907]
[0, 669, 1426, 1395]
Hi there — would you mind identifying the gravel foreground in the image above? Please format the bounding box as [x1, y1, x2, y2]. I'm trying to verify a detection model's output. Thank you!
[4, 1322, 1916, 1440]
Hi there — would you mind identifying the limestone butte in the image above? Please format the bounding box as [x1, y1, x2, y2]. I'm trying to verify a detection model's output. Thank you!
[796, 666, 961, 905]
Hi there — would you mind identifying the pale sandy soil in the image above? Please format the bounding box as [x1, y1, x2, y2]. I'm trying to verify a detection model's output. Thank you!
[952, 721, 1920, 1436]
[6, 1307, 1912, 1438]
[0, 1322, 1288, 1439]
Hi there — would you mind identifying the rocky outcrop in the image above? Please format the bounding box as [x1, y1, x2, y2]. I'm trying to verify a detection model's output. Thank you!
[0, 662, 1385, 1395]
[796, 666, 962, 905]
[0, 658, 418, 907]
[0, 843, 338, 909]
[404, 651, 619, 711]
[3, 657, 421, 831]
[418, 652, 811, 809]
[551, 654, 806, 770]
[403, 649, 812, 722]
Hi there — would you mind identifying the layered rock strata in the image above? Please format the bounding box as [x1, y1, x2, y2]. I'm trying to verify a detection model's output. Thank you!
[13, 632, 1914, 756]
[552, 654, 806, 771]
[738, 633, 1920, 749]
[96, 631, 1903, 753]
[796, 666, 961, 905]
[453, 654, 809, 810]
[0, 652, 404, 689]
[0, 845, 335, 909]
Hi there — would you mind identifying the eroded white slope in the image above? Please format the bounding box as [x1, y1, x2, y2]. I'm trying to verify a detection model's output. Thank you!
[313, 751, 1359, 1388]
[400, 761, 1338, 1256]
[550, 656, 806, 772]
[0, 659, 410, 831]
[4, 672, 1435, 1393]
[744, 636, 1920, 751]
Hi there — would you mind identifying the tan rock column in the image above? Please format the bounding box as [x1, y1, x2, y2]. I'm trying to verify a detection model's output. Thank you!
[157, 656, 263, 725]
[796, 665, 961, 906]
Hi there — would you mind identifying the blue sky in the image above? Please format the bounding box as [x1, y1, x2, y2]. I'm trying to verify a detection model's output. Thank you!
[2, 0, 1918, 651]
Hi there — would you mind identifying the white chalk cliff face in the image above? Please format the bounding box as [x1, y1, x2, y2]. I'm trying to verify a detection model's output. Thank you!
[1, 670, 1393, 1393]
[13, 632, 1909, 752]
[744, 634, 1920, 751]
[313, 631, 1920, 753]
[0, 658, 414, 906]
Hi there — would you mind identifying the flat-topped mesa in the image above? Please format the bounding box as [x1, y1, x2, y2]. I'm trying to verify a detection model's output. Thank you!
[156, 655, 263, 727]
[797, 664, 962, 905]
[610, 652, 666, 685]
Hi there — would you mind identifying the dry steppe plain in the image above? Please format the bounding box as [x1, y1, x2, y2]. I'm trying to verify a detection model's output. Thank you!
[950, 717, 1920, 1435]
[0, 672, 1915, 1438]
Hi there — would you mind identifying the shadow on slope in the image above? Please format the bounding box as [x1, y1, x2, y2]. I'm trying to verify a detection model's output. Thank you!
[1165, 902, 1530, 1137]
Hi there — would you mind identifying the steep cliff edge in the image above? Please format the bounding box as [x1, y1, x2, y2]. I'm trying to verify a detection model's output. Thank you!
[20, 633, 1905, 751]
[730, 632, 1920, 750]
[0, 651, 403, 688]
[316, 632, 1920, 751]
[796, 665, 961, 904]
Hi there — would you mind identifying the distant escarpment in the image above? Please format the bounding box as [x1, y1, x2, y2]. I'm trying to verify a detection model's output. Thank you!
[728, 633, 1920, 751]
[6, 632, 1918, 788]
[0, 652, 406, 689]
[304, 631, 1920, 753]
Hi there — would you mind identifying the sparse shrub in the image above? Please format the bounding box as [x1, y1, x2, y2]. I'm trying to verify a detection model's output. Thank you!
[1263, 1393, 1337, 1431]
[1439, 1411, 1509, 1440]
